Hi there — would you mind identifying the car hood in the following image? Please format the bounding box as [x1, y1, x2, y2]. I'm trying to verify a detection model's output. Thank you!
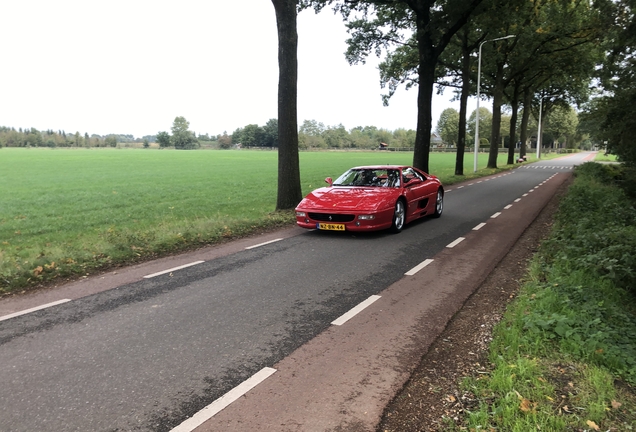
[297, 187, 397, 211]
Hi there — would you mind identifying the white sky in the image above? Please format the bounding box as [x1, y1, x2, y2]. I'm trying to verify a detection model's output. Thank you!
[0, 1, 460, 138]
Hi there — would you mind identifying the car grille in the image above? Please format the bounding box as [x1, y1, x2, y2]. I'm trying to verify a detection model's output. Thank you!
[308, 213, 355, 222]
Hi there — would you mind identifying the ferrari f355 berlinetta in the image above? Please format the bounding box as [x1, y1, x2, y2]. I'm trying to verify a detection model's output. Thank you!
[295, 165, 443, 233]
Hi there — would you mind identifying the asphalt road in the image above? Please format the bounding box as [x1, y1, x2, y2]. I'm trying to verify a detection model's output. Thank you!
[0, 152, 594, 432]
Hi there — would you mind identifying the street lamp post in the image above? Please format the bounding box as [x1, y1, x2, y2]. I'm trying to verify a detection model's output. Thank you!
[536, 94, 555, 159]
[474, 35, 515, 172]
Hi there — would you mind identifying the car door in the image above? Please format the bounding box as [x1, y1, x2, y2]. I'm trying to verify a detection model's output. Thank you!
[402, 168, 438, 219]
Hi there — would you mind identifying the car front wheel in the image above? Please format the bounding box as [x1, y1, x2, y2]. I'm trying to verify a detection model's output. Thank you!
[390, 200, 405, 233]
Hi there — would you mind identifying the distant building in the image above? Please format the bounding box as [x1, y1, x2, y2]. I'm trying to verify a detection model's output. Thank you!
[431, 133, 444, 147]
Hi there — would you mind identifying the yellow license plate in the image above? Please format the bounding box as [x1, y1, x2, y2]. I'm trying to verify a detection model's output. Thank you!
[318, 223, 345, 231]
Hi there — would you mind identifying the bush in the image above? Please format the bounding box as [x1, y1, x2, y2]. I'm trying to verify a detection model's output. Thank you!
[543, 163, 636, 292]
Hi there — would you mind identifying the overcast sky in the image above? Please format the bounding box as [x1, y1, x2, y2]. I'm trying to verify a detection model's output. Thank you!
[1, 1, 461, 138]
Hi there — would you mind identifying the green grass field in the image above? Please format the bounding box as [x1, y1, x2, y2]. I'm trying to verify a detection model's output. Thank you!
[0, 147, 537, 292]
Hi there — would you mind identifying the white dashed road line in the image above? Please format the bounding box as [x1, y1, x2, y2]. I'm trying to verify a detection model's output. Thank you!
[170, 367, 277, 432]
[405, 259, 434, 276]
[0, 299, 72, 322]
[473, 223, 487, 231]
[332, 295, 381, 326]
[143, 261, 205, 279]
[446, 237, 465, 248]
[245, 238, 283, 250]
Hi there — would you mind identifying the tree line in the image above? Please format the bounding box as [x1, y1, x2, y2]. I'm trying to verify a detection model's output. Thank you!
[158, 116, 418, 150]
[0, 105, 584, 152]
[230, 119, 418, 150]
[437, 104, 585, 151]
[0, 127, 153, 148]
[0, 124, 215, 149]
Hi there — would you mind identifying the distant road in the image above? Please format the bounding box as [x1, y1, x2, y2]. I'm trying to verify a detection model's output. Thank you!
[0, 153, 594, 432]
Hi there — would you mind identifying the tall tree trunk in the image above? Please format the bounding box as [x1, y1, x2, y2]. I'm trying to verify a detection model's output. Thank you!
[507, 83, 520, 165]
[412, 11, 435, 174]
[272, 0, 302, 210]
[487, 63, 504, 169]
[519, 88, 532, 158]
[455, 32, 472, 176]
[413, 65, 434, 174]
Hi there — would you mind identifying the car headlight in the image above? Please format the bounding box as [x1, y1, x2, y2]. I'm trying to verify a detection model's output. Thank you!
[358, 215, 375, 220]
[296, 211, 306, 217]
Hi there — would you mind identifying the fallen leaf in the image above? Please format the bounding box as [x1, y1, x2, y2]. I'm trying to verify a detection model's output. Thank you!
[520, 398, 534, 412]
[586, 420, 600, 430]
[446, 395, 456, 402]
[611, 400, 622, 409]
[33, 266, 43, 276]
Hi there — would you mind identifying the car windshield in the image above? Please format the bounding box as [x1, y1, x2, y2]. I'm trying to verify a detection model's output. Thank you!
[333, 168, 401, 187]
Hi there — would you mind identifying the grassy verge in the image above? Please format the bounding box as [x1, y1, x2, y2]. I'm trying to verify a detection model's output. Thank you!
[0, 148, 554, 294]
[457, 162, 636, 431]
[594, 152, 619, 162]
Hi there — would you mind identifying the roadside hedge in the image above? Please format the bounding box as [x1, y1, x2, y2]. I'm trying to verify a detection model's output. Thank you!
[543, 162, 636, 293]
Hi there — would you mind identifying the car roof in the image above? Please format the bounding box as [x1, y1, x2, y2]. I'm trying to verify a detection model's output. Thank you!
[349, 165, 408, 170]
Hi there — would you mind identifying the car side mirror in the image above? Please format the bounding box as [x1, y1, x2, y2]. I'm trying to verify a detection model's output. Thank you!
[325, 177, 333, 186]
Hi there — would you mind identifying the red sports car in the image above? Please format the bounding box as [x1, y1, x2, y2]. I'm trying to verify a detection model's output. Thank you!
[295, 165, 443, 233]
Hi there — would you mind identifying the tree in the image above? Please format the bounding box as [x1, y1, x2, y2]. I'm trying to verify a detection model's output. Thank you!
[105, 135, 118, 148]
[299, 119, 325, 136]
[323, 124, 350, 148]
[240, 124, 264, 147]
[393, 128, 416, 148]
[306, 0, 487, 173]
[262, 118, 279, 147]
[587, 0, 636, 164]
[436, 108, 460, 147]
[350, 128, 374, 148]
[156, 131, 171, 148]
[272, 0, 303, 210]
[545, 105, 578, 149]
[467, 107, 492, 146]
[439, 26, 484, 175]
[231, 128, 243, 146]
[218, 132, 232, 149]
[171, 116, 199, 150]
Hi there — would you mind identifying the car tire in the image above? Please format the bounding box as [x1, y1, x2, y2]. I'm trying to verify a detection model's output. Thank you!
[432, 188, 443, 218]
[390, 199, 406, 233]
